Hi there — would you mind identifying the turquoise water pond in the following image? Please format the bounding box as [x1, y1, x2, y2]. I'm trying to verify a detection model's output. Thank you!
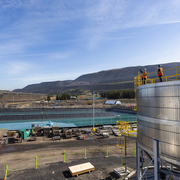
[0, 111, 137, 130]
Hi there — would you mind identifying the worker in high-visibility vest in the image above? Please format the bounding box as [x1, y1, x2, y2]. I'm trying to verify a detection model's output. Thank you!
[157, 65, 163, 82]
[139, 68, 147, 85]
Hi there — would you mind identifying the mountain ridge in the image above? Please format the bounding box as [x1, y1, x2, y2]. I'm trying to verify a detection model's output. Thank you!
[13, 62, 180, 94]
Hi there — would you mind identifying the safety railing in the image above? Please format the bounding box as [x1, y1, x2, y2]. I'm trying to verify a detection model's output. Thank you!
[134, 66, 180, 111]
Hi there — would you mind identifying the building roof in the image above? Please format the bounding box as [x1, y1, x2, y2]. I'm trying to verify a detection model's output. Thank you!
[104, 100, 121, 104]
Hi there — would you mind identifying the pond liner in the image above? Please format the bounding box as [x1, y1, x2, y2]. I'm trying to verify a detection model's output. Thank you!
[0, 112, 116, 121]
[0, 108, 106, 113]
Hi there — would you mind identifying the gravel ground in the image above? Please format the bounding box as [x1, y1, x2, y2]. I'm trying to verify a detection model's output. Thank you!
[5, 156, 137, 180]
[0, 134, 137, 180]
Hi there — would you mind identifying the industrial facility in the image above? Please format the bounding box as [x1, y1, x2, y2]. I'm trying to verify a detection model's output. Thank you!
[134, 66, 180, 180]
[1, 66, 180, 180]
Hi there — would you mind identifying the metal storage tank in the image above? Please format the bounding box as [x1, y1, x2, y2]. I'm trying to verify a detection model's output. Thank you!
[137, 81, 180, 167]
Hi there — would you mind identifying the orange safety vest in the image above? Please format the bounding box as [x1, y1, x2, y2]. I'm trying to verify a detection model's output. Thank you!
[142, 71, 147, 79]
[158, 67, 163, 77]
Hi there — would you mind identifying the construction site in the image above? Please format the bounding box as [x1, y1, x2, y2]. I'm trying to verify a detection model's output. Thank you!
[1, 66, 180, 180]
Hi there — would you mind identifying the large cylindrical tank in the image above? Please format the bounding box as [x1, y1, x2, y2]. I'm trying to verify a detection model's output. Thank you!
[137, 81, 180, 166]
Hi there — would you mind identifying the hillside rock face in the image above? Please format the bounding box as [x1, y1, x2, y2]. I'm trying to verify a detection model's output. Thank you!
[14, 80, 73, 94]
[13, 62, 180, 94]
[0, 92, 46, 103]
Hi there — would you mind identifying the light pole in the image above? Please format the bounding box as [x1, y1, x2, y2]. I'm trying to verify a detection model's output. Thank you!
[12, 95, 15, 108]
[92, 91, 95, 131]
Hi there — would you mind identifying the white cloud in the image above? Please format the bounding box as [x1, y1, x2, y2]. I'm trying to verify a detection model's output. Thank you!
[79, 0, 180, 47]
[0, 0, 29, 8]
[0, 41, 25, 55]
[1, 0, 180, 91]
[46, 52, 72, 61]
[2, 61, 34, 75]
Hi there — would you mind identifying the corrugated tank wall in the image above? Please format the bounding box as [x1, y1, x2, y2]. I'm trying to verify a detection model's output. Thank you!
[137, 81, 180, 166]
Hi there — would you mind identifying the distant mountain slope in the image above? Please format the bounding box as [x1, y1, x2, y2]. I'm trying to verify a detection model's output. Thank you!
[14, 80, 73, 94]
[13, 62, 180, 94]
[73, 62, 180, 84]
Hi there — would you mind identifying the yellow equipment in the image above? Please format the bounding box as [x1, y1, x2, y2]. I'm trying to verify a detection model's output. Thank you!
[116, 121, 137, 170]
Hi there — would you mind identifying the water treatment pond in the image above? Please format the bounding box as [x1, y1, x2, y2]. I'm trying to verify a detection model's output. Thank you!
[0, 110, 137, 130]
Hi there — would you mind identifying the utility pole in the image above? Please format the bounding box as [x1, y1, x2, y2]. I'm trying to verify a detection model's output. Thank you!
[93, 91, 95, 131]
[12, 95, 15, 108]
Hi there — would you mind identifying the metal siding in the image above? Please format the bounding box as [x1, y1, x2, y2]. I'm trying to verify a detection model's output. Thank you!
[137, 81, 180, 166]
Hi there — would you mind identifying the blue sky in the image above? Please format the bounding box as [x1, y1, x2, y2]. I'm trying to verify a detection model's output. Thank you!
[1, 0, 180, 90]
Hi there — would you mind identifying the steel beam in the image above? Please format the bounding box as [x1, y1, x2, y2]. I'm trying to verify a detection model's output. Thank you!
[136, 141, 141, 180]
[153, 138, 159, 180]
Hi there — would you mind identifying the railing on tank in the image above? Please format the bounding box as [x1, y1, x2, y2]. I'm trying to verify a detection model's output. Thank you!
[134, 66, 180, 111]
